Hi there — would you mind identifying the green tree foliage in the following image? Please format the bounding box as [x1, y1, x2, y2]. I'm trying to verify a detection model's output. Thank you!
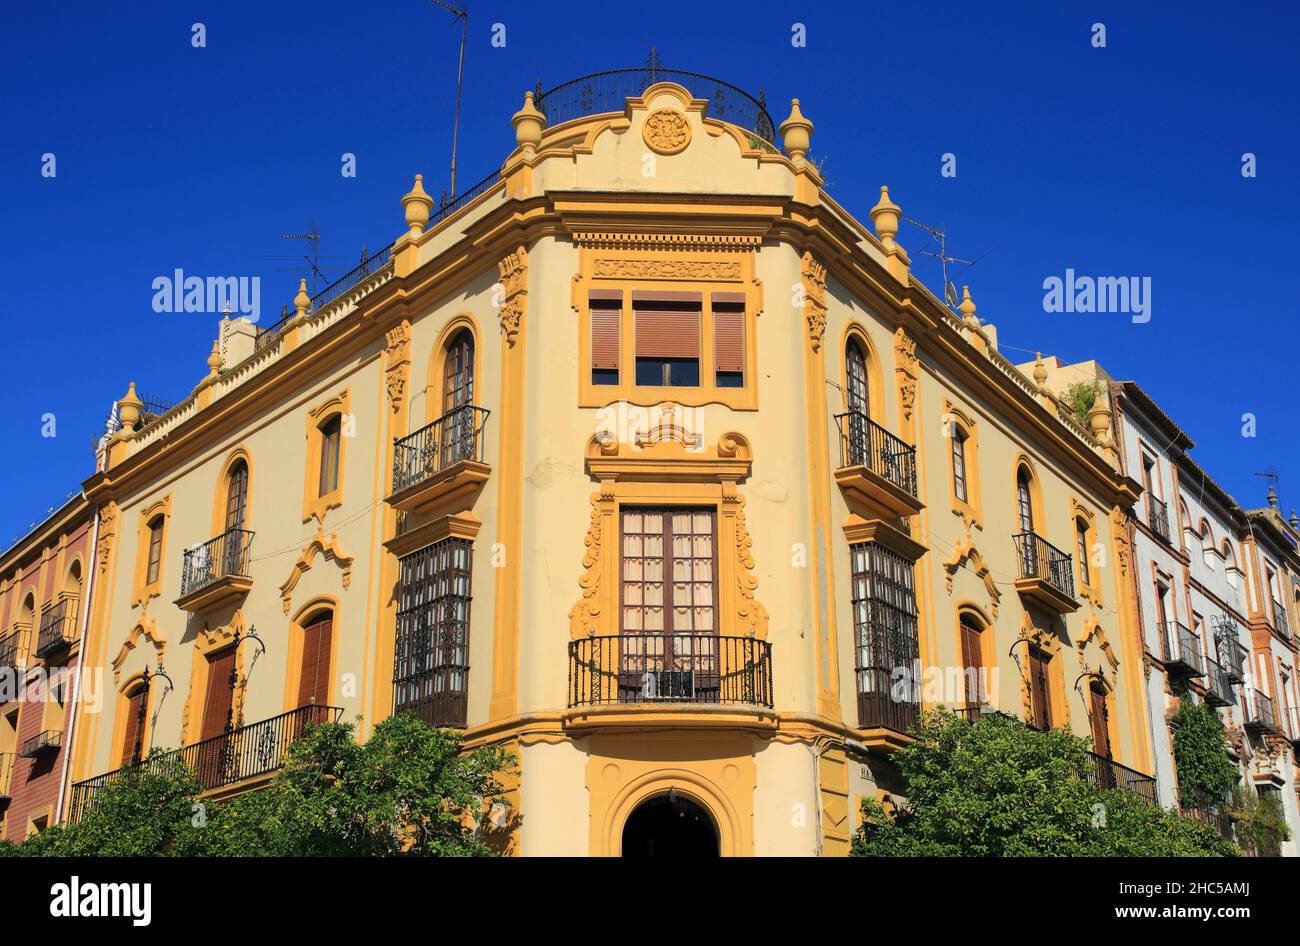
[850, 709, 1237, 857]
[1, 714, 513, 857]
[1228, 785, 1291, 857]
[1061, 381, 1102, 427]
[1171, 700, 1237, 809]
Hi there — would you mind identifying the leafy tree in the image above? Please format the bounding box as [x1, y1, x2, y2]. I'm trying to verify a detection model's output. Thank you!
[851, 708, 1237, 857]
[1171, 700, 1236, 809]
[1228, 785, 1290, 857]
[3, 714, 513, 857]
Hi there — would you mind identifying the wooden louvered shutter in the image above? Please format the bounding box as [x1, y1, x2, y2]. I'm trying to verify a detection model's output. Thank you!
[120, 688, 145, 766]
[712, 292, 744, 380]
[959, 619, 983, 706]
[633, 291, 701, 359]
[590, 290, 621, 378]
[1089, 682, 1111, 757]
[297, 614, 333, 707]
[201, 648, 236, 741]
[1028, 647, 1051, 730]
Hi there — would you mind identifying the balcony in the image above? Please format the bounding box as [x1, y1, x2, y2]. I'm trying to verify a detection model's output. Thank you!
[568, 633, 772, 711]
[0, 752, 13, 800]
[1272, 602, 1291, 641]
[1081, 751, 1158, 804]
[68, 703, 342, 823]
[18, 730, 62, 758]
[1288, 707, 1300, 748]
[832, 411, 923, 521]
[1011, 531, 1078, 613]
[1216, 634, 1248, 684]
[1244, 689, 1281, 736]
[1204, 654, 1236, 708]
[0, 631, 26, 680]
[34, 599, 77, 659]
[1147, 495, 1172, 545]
[175, 527, 254, 612]
[1161, 622, 1204, 677]
[1182, 806, 1235, 842]
[388, 406, 491, 517]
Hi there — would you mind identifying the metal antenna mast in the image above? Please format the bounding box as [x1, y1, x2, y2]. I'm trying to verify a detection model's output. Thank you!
[281, 228, 327, 294]
[902, 215, 975, 310]
[431, 1, 469, 199]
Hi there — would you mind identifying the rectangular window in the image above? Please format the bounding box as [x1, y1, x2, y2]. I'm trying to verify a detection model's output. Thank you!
[1028, 646, 1052, 730]
[590, 290, 621, 386]
[393, 538, 472, 728]
[951, 430, 968, 502]
[318, 417, 341, 496]
[619, 509, 717, 701]
[145, 519, 163, 586]
[120, 686, 146, 767]
[633, 291, 701, 387]
[712, 292, 745, 388]
[850, 542, 919, 732]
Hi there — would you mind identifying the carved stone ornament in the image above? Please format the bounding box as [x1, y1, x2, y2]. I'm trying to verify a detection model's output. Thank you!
[643, 108, 691, 155]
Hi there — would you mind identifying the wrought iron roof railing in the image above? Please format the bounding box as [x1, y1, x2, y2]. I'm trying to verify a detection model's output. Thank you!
[535, 65, 776, 144]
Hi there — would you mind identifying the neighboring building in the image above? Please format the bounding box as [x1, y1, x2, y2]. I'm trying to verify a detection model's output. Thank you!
[0, 496, 96, 841]
[1027, 358, 1300, 854]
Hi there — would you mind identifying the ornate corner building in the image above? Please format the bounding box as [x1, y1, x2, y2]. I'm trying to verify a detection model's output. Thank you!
[2, 64, 1292, 855]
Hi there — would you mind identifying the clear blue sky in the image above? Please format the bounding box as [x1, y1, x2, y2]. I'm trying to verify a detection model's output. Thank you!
[1, 1, 1296, 544]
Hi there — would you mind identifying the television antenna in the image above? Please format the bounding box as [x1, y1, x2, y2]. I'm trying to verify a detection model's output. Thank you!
[281, 227, 329, 295]
[431, 1, 469, 199]
[902, 215, 977, 310]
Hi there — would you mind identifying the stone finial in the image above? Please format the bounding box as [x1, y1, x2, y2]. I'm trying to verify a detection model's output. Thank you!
[512, 90, 545, 154]
[778, 98, 813, 165]
[959, 285, 978, 324]
[206, 339, 223, 379]
[1268, 484, 1280, 510]
[869, 186, 901, 248]
[401, 173, 434, 237]
[118, 381, 143, 435]
[293, 278, 311, 317]
[1087, 394, 1111, 445]
[1033, 352, 1048, 388]
[1289, 509, 1299, 529]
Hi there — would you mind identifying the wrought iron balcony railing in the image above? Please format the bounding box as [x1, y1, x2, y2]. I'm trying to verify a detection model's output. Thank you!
[34, 599, 78, 658]
[68, 703, 342, 823]
[832, 410, 918, 498]
[1216, 633, 1248, 684]
[1245, 689, 1278, 734]
[0, 630, 25, 677]
[392, 405, 490, 494]
[1081, 751, 1158, 804]
[180, 527, 254, 600]
[1181, 805, 1235, 842]
[18, 730, 61, 758]
[1288, 706, 1300, 745]
[1204, 654, 1236, 707]
[1161, 621, 1204, 676]
[1147, 495, 1171, 544]
[568, 633, 772, 709]
[1272, 601, 1291, 640]
[1012, 531, 1075, 600]
[534, 65, 776, 143]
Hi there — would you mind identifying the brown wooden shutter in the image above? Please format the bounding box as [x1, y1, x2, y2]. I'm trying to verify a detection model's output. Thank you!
[1089, 683, 1111, 757]
[590, 291, 621, 371]
[297, 615, 333, 708]
[959, 619, 983, 705]
[633, 291, 701, 359]
[120, 688, 144, 766]
[201, 648, 236, 741]
[1028, 647, 1051, 730]
[712, 293, 744, 374]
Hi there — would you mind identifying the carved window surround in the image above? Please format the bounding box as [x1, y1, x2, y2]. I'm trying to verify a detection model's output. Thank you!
[568, 426, 768, 641]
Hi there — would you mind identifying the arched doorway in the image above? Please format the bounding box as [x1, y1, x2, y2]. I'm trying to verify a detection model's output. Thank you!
[621, 793, 719, 857]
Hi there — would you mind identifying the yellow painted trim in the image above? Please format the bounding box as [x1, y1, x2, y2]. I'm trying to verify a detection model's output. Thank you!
[301, 388, 351, 526]
[130, 495, 171, 609]
[282, 595, 341, 714]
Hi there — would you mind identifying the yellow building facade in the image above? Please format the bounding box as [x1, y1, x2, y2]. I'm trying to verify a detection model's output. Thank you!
[62, 71, 1153, 855]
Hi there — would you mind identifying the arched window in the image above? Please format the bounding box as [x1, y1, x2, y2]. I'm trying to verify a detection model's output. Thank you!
[317, 417, 341, 497]
[1016, 468, 1035, 533]
[950, 427, 969, 503]
[845, 339, 869, 418]
[120, 678, 149, 767]
[1076, 518, 1091, 587]
[225, 460, 249, 532]
[297, 609, 334, 708]
[145, 516, 165, 585]
[442, 330, 476, 466]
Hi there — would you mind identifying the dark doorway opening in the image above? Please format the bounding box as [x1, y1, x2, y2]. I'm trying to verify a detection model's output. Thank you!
[621, 793, 719, 857]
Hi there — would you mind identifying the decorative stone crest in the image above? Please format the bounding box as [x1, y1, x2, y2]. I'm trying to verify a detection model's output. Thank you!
[643, 108, 691, 155]
[893, 327, 919, 422]
[800, 251, 827, 352]
[384, 320, 411, 413]
[279, 531, 355, 615]
[498, 246, 528, 347]
[97, 502, 118, 574]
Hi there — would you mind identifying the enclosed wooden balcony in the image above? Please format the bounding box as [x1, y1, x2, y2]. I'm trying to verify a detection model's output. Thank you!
[387, 405, 491, 516]
[68, 703, 342, 822]
[1011, 531, 1078, 613]
[832, 411, 922, 521]
[175, 527, 254, 612]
